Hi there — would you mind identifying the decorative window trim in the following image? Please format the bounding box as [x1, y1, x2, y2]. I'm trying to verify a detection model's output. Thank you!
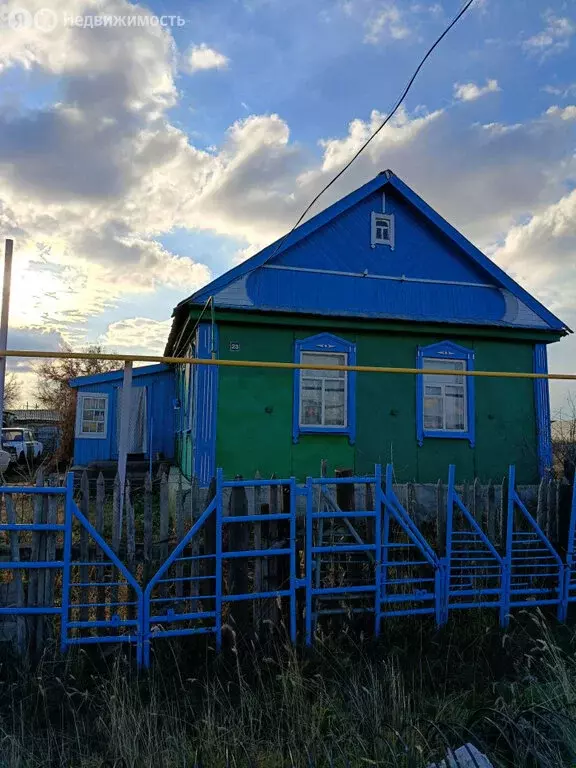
[416, 341, 475, 447]
[75, 392, 109, 440]
[371, 211, 395, 249]
[293, 333, 356, 444]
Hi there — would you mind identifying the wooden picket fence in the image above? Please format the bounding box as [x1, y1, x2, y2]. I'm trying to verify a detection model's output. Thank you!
[0, 465, 569, 655]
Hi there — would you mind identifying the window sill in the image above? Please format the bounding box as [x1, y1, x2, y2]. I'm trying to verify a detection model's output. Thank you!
[418, 430, 474, 447]
[294, 426, 355, 445]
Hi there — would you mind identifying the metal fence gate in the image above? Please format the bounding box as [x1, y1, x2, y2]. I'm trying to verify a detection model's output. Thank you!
[1, 464, 576, 667]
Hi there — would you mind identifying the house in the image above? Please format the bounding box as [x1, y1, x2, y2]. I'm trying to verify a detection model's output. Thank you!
[70, 364, 175, 468]
[165, 170, 569, 485]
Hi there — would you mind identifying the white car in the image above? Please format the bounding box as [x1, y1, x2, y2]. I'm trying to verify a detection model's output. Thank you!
[1, 428, 43, 464]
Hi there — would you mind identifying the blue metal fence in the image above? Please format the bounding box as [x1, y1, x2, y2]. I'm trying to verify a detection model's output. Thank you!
[1, 463, 576, 667]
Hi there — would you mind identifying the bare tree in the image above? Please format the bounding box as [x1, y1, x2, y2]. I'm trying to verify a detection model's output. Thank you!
[552, 393, 576, 477]
[3, 372, 21, 411]
[36, 345, 118, 463]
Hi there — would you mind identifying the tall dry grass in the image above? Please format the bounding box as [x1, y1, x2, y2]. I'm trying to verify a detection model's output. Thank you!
[0, 612, 575, 766]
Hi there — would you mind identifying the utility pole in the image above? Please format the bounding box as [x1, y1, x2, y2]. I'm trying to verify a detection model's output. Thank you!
[0, 239, 13, 439]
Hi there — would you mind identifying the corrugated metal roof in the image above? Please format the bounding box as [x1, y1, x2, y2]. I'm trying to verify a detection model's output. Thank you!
[165, 171, 569, 354]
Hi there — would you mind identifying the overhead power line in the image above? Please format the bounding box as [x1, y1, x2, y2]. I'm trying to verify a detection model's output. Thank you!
[267, 0, 477, 262]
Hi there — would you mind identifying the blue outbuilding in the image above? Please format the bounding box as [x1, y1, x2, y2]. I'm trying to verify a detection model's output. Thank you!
[70, 363, 175, 467]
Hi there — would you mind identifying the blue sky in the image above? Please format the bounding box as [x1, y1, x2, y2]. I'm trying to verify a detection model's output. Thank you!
[0, 0, 575, 408]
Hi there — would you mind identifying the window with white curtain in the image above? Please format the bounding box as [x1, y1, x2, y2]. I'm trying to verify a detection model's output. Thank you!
[299, 351, 347, 428]
[422, 358, 467, 432]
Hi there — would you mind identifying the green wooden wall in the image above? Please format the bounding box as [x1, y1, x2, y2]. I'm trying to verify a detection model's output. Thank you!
[215, 319, 542, 483]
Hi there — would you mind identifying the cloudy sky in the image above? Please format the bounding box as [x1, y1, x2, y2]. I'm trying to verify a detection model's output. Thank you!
[0, 0, 575, 410]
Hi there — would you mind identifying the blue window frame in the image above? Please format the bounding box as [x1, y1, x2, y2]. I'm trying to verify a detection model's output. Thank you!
[416, 341, 475, 447]
[293, 333, 356, 444]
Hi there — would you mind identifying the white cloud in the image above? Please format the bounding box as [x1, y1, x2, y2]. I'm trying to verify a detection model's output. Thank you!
[545, 105, 576, 121]
[523, 12, 575, 56]
[543, 83, 576, 98]
[100, 317, 172, 353]
[453, 79, 500, 102]
[183, 44, 230, 73]
[364, 4, 410, 43]
[491, 190, 576, 409]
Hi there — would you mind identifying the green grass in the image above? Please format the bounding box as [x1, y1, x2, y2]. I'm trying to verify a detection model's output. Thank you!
[1, 612, 576, 766]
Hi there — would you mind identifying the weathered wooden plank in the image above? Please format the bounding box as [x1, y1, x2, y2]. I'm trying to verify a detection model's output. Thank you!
[487, 480, 496, 544]
[159, 473, 169, 598]
[95, 473, 106, 623]
[37, 483, 48, 648]
[143, 472, 153, 583]
[6, 494, 26, 654]
[111, 474, 121, 612]
[407, 481, 416, 519]
[202, 477, 217, 613]
[229, 477, 250, 635]
[436, 480, 446, 555]
[264, 475, 281, 626]
[27, 468, 43, 650]
[125, 479, 136, 622]
[79, 472, 90, 623]
[472, 478, 481, 525]
[536, 478, 546, 537]
[44, 483, 57, 640]
[499, 475, 508, 549]
[175, 475, 184, 599]
[189, 476, 200, 611]
[253, 472, 263, 631]
[159, 472, 169, 562]
[366, 480, 374, 544]
[126, 479, 135, 571]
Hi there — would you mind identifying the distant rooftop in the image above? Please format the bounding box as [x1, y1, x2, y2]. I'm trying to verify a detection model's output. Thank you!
[7, 409, 60, 424]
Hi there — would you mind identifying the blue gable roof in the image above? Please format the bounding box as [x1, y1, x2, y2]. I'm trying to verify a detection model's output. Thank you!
[69, 363, 172, 388]
[175, 171, 568, 334]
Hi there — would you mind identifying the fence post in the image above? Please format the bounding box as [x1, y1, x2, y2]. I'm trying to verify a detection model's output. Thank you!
[175, 475, 184, 600]
[159, 472, 169, 598]
[125, 479, 136, 621]
[45, 480, 57, 640]
[95, 473, 106, 622]
[487, 480, 496, 545]
[143, 472, 153, 583]
[5, 493, 26, 655]
[112, 474, 121, 610]
[27, 467, 43, 651]
[160, 472, 169, 563]
[436, 479, 445, 555]
[472, 477, 481, 525]
[547, 478, 558, 544]
[499, 475, 508, 549]
[536, 477, 547, 537]
[253, 472, 263, 632]
[229, 477, 250, 637]
[190, 476, 200, 611]
[202, 477, 217, 614]
[558, 460, 575, 558]
[266, 476, 279, 627]
[79, 471, 90, 624]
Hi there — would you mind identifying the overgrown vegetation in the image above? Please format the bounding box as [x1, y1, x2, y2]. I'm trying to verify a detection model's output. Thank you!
[1, 613, 576, 766]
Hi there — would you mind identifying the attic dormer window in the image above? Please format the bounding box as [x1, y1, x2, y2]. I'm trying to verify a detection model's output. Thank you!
[371, 212, 395, 249]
